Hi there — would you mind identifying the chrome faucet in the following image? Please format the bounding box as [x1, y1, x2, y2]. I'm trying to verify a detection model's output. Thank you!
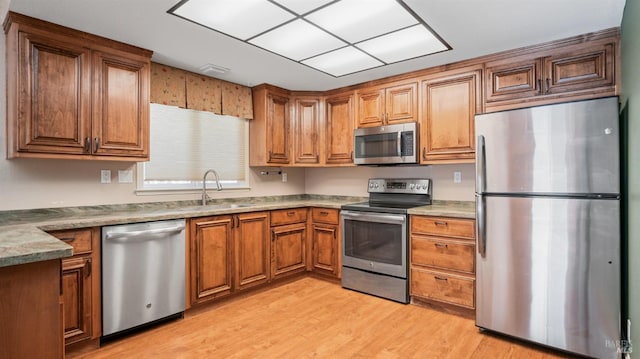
[202, 169, 223, 205]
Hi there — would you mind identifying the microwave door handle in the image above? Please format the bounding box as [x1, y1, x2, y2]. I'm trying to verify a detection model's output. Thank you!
[397, 132, 402, 157]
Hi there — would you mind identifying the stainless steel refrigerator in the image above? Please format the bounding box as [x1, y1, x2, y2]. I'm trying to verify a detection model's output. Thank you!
[475, 97, 622, 358]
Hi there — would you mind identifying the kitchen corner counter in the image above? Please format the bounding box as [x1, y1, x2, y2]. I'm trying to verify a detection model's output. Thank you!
[408, 201, 476, 219]
[0, 225, 73, 267]
[0, 195, 364, 268]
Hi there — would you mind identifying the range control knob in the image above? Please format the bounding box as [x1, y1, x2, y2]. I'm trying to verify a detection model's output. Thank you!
[410, 184, 415, 189]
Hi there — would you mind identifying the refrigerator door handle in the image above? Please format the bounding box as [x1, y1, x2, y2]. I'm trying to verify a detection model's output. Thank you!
[476, 135, 486, 194]
[476, 194, 486, 258]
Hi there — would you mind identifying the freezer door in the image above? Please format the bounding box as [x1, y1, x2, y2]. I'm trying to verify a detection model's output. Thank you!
[476, 196, 621, 358]
[475, 97, 619, 195]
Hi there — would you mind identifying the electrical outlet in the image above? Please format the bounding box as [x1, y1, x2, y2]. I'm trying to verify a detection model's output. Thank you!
[118, 170, 133, 183]
[282, 172, 288, 183]
[101, 170, 111, 184]
[453, 171, 462, 184]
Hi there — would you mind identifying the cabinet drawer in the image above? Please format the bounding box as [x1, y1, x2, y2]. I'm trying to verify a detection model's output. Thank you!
[49, 228, 93, 254]
[411, 236, 474, 273]
[271, 208, 308, 226]
[411, 216, 475, 239]
[311, 208, 339, 224]
[411, 268, 475, 308]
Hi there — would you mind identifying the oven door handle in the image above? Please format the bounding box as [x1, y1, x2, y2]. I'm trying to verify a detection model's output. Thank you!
[341, 210, 406, 225]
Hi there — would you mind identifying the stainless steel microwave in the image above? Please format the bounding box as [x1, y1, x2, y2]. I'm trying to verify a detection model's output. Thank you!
[353, 122, 417, 165]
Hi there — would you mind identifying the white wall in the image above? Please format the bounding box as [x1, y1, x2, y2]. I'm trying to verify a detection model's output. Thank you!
[305, 163, 475, 201]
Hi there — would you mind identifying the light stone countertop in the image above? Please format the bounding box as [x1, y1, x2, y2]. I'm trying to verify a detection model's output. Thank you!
[0, 195, 475, 268]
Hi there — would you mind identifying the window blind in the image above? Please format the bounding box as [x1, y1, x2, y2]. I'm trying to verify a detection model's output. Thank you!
[141, 103, 248, 188]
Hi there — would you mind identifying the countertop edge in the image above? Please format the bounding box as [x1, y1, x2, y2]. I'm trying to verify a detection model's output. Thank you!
[1, 197, 475, 267]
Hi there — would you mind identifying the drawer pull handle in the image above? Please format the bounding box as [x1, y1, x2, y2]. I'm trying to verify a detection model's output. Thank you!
[59, 237, 76, 242]
[434, 221, 448, 226]
[320, 211, 329, 216]
[287, 211, 296, 216]
[434, 243, 448, 249]
[434, 276, 448, 282]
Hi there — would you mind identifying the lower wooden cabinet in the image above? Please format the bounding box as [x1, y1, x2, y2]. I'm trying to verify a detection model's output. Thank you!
[0, 259, 63, 359]
[270, 208, 308, 280]
[189, 212, 271, 305]
[410, 215, 476, 312]
[189, 215, 234, 304]
[310, 208, 341, 278]
[48, 227, 101, 348]
[235, 212, 271, 290]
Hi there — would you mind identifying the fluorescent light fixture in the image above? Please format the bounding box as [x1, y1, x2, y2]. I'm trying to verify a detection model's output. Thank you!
[357, 25, 449, 63]
[169, 0, 451, 77]
[272, 0, 335, 15]
[302, 46, 383, 77]
[172, 0, 294, 40]
[305, 0, 417, 43]
[249, 19, 345, 61]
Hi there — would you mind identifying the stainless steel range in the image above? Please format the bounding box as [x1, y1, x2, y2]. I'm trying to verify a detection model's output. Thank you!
[341, 178, 432, 303]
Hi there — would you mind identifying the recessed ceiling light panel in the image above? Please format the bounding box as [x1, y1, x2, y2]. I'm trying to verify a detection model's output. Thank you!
[357, 25, 448, 63]
[305, 0, 417, 43]
[169, 0, 451, 77]
[302, 46, 383, 77]
[172, 0, 295, 40]
[272, 0, 335, 15]
[249, 19, 345, 61]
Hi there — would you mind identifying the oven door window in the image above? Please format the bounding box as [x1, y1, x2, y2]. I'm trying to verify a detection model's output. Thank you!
[341, 210, 407, 277]
[344, 220, 402, 264]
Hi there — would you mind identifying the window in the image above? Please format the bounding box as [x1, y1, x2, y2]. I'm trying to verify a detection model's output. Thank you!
[137, 103, 249, 192]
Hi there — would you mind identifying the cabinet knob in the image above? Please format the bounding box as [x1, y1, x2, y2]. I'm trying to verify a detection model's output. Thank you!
[94, 137, 100, 152]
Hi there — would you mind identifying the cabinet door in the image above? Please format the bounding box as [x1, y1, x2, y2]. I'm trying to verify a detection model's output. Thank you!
[543, 41, 615, 94]
[421, 68, 481, 163]
[11, 30, 92, 156]
[61, 255, 92, 345]
[266, 93, 291, 164]
[293, 97, 321, 165]
[235, 212, 270, 290]
[271, 223, 307, 279]
[311, 224, 339, 277]
[325, 93, 354, 165]
[485, 56, 542, 103]
[385, 82, 418, 125]
[92, 50, 149, 158]
[190, 216, 234, 304]
[356, 88, 385, 128]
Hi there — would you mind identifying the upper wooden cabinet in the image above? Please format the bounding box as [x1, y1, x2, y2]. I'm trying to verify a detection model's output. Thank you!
[484, 37, 617, 112]
[324, 92, 355, 166]
[420, 66, 482, 164]
[4, 12, 152, 161]
[292, 95, 322, 165]
[356, 81, 418, 128]
[250, 85, 291, 166]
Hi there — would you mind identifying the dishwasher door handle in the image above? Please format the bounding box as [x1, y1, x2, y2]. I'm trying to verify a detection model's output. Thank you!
[105, 225, 186, 242]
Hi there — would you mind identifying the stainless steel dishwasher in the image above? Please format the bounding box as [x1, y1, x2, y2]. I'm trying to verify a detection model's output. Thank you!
[102, 219, 186, 337]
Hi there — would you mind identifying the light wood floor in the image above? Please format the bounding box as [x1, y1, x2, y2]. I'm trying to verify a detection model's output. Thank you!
[76, 277, 572, 358]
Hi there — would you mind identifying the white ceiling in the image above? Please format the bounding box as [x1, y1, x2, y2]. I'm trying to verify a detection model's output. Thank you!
[7, 0, 626, 91]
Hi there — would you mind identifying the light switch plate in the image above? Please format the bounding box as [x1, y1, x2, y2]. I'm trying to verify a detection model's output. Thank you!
[282, 173, 288, 182]
[101, 170, 111, 184]
[453, 171, 462, 183]
[118, 170, 133, 183]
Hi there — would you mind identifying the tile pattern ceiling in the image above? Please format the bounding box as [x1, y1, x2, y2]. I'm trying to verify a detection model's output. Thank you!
[169, 0, 450, 77]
